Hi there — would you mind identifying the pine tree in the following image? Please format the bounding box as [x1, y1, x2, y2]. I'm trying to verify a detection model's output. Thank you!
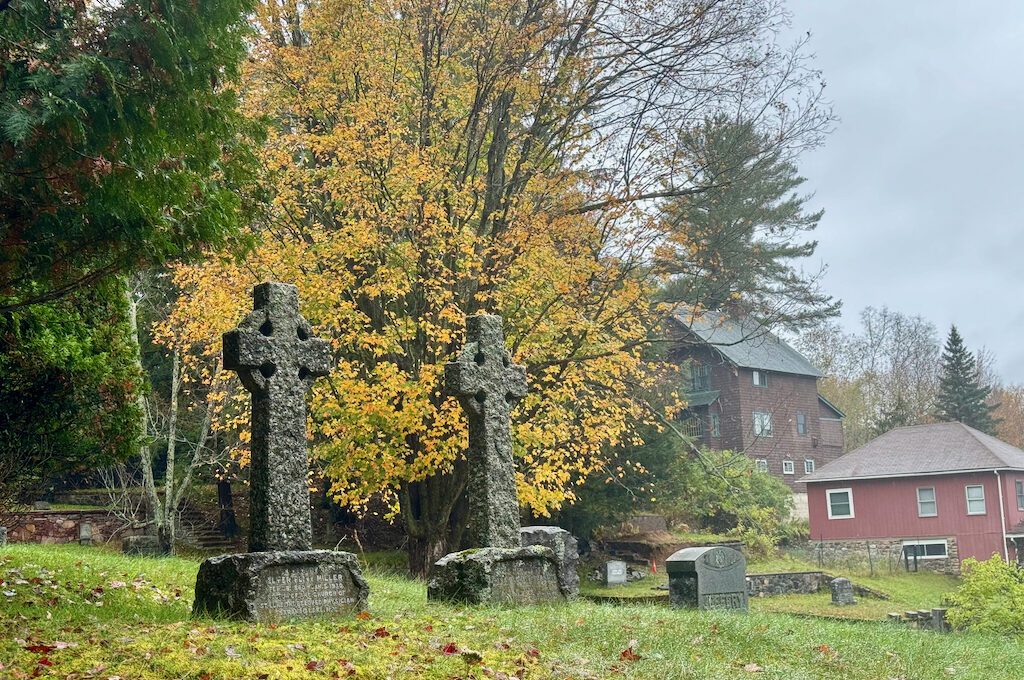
[934, 326, 998, 433]
[872, 392, 913, 437]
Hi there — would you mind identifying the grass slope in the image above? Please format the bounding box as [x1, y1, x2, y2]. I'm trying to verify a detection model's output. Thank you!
[0, 545, 1017, 679]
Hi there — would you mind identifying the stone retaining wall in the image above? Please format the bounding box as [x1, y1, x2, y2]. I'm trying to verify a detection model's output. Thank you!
[804, 538, 961, 576]
[0, 510, 138, 545]
[746, 571, 889, 600]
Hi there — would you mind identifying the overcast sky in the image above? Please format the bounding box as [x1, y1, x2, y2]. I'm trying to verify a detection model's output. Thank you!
[784, 1, 1024, 383]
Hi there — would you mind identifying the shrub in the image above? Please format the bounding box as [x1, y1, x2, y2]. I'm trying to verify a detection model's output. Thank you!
[946, 555, 1024, 634]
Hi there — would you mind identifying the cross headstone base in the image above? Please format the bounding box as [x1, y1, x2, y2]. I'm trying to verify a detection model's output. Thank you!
[193, 550, 368, 622]
[427, 546, 572, 605]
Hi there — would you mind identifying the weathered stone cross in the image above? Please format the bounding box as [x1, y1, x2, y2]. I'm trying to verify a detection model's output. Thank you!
[445, 314, 528, 549]
[223, 282, 331, 552]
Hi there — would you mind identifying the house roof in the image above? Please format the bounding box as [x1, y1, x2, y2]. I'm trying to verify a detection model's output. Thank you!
[685, 390, 720, 408]
[802, 422, 1024, 483]
[675, 314, 823, 378]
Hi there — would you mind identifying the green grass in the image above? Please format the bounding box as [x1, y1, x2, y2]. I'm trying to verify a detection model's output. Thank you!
[0, 544, 1014, 679]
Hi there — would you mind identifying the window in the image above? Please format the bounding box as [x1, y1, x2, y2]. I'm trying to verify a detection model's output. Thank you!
[804, 459, 815, 474]
[782, 460, 795, 475]
[796, 412, 807, 436]
[752, 370, 768, 388]
[965, 485, 986, 515]
[917, 487, 937, 517]
[755, 459, 769, 473]
[681, 417, 704, 438]
[709, 413, 721, 437]
[826, 488, 854, 519]
[1017, 480, 1024, 511]
[902, 539, 948, 559]
[753, 411, 773, 437]
[689, 363, 711, 391]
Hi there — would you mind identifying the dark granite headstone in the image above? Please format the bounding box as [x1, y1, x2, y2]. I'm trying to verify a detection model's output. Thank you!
[123, 535, 164, 556]
[520, 526, 579, 597]
[603, 559, 627, 586]
[193, 282, 367, 621]
[0, 526, 7, 547]
[666, 546, 747, 612]
[429, 315, 568, 605]
[193, 550, 368, 622]
[830, 577, 855, 605]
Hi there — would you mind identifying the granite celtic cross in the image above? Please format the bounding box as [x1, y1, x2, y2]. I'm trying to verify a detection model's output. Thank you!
[223, 282, 331, 552]
[445, 315, 528, 549]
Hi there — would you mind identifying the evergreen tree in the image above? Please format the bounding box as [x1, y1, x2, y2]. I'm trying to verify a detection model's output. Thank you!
[872, 392, 913, 437]
[657, 117, 840, 330]
[934, 326, 998, 433]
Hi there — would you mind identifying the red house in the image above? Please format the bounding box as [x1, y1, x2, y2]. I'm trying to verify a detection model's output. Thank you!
[803, 422, 1024, 574]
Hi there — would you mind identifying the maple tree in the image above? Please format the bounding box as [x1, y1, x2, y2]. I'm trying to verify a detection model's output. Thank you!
[162, 0, 831, 573]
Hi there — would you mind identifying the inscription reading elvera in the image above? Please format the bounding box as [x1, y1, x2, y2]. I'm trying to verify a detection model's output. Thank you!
[255, 565, 358, 619]
[701, 592, 745, 610]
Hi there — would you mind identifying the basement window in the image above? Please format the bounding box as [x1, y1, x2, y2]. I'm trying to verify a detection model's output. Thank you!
[902, 539, 948, 559]
[826, 488, 854, 519]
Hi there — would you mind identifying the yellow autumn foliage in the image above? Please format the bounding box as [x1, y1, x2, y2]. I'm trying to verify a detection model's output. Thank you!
[159, 0, 675, 522]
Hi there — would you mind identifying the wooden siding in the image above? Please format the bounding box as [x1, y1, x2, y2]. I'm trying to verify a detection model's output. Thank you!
[674, 344, 843, 492]
[807, 472, 1009, 563]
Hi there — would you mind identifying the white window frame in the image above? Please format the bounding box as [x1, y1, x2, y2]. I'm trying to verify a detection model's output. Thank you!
[752, 370, 768, 388]
[782, 460, 795, 475]
[826, 488, 854, 519]
[965, 485, 986, 515]
[916, 487, 937, 517]
[754, 459, 769, 473]
[1016, 480, 1024, 512]
[753, 411, 773, 437]
[901, 539, 948, 560]
[804, 458, 815, 474]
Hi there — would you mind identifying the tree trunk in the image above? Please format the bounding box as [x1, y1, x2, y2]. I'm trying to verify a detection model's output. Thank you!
[401, 462, 468, 577]
[407, 529, 451, 578]
[218, 479, 239, 537]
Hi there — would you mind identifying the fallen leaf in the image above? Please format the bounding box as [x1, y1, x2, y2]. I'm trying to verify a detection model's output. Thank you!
[443, 642, 459, 655]
[743, 663, 763, 673]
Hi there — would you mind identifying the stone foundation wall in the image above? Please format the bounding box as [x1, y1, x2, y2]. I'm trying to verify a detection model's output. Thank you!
[802, 538, 961, 575]
[0, 510, 138, 545]
[746, 571, 828, 597]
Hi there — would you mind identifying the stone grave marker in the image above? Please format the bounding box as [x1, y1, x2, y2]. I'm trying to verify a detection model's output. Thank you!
[520, 525, 580, 595]
[122, 535, 163, 556]
[427, 315, 577, 604]
[192, 282, 368, 622]
[78, 522, 93, 546]
[830, 577, 855, 605]
[603, 559, 627, 586]
[666, 545, 748, 612]
[0, 526, 7, 547]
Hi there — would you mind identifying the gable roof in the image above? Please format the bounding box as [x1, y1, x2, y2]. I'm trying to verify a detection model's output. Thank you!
[801, 422, 1024, 483]
[675, 314, 823, 378]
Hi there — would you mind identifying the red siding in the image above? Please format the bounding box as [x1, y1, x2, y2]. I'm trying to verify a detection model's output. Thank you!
[807, 472, 1010, 563]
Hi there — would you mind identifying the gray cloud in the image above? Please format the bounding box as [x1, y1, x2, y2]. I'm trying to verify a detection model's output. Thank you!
[785, 0, 1024, 382]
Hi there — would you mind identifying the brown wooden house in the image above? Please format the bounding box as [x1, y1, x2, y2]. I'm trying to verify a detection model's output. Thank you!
[670, 315, 844, 514]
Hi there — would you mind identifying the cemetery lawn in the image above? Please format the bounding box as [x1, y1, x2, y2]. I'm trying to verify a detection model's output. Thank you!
[1, 546, 1018, 679]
